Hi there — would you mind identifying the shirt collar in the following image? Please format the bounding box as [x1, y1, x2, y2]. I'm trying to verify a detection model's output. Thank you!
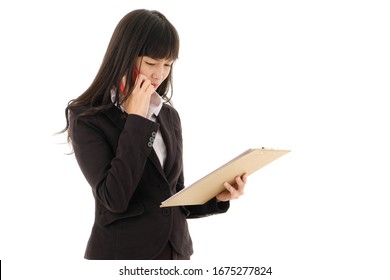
[147, 91, 163, 118]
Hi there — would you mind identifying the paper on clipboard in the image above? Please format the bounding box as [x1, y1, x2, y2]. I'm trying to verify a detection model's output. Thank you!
[160, 148, 290, 207]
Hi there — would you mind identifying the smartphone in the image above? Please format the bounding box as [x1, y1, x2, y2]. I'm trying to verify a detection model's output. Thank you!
[132, 67, 139, 82]
[120, 68, 139, 94]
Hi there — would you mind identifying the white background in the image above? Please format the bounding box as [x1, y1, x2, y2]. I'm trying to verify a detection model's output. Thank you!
[1, 0, 389, 279]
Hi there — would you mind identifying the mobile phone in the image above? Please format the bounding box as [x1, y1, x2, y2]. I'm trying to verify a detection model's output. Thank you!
[132, 67, 139, 82]
[120, 81, 125, 93]
[120, 68, 139, 94]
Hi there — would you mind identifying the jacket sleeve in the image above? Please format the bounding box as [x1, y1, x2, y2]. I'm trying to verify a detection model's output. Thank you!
[186, 198, 230, 218]
[71, 111, 159, 213]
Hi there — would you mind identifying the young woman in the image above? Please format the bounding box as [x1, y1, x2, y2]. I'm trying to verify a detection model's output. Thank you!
[63, 9, 247, 260]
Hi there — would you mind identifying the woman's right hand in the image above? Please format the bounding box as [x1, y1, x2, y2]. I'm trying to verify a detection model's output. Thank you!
[123, 74, 155, 118]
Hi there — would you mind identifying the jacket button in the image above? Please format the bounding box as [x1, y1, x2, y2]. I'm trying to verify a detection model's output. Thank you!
[149, 137, 155, 142]
[151, 131, 157, 137]
[148, 142, 153, 147]
[162, 208, 171, 216]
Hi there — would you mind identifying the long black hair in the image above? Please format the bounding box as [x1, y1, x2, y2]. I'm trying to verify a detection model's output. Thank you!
[61, 9, 179, 142]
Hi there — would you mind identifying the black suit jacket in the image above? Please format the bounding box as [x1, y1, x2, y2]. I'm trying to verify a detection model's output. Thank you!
[70, 103, 229, 260]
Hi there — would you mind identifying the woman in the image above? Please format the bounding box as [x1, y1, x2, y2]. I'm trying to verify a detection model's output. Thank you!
[63, 9, 247, 260]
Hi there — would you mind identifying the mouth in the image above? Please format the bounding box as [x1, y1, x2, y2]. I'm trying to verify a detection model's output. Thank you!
[152, 83, 159, 89]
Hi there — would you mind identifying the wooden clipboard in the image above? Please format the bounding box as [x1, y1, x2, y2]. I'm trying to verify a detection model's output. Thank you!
[160, 148, 290, 207]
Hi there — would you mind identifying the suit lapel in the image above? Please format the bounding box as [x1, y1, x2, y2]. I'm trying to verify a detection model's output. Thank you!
[156, 105, 177, 177]
[148, 148, 166, 178]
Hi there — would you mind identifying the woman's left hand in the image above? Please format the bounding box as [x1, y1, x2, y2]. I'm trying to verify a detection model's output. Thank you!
[216, 173, 247, 202]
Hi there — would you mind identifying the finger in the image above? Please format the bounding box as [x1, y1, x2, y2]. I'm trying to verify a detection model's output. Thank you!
[145, 83, 155, 95]
[223, 182, 233, 193]
[134, 74, 149, 89]
[241, 173, 248, 184]
[235, 176, 245, 195]
[142, 81, 156, 96]
[133, 73, 143, 88]
[223, 182, 239, 199]
[140, 77, 152, 90]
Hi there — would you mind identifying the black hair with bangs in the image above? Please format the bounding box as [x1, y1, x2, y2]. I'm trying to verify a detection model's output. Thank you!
[61, 9, 180, 142]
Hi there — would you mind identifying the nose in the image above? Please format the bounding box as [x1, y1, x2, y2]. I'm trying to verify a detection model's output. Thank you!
[151, 68, 164, 80]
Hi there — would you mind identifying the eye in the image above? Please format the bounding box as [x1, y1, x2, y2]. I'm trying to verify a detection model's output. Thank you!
[145, 61, 155, 66]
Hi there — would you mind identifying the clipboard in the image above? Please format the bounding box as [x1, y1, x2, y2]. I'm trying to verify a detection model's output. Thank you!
[160, 148, 290, 207]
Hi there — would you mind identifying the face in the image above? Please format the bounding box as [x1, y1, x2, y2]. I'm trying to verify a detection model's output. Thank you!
[135, 56, 174, 90]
